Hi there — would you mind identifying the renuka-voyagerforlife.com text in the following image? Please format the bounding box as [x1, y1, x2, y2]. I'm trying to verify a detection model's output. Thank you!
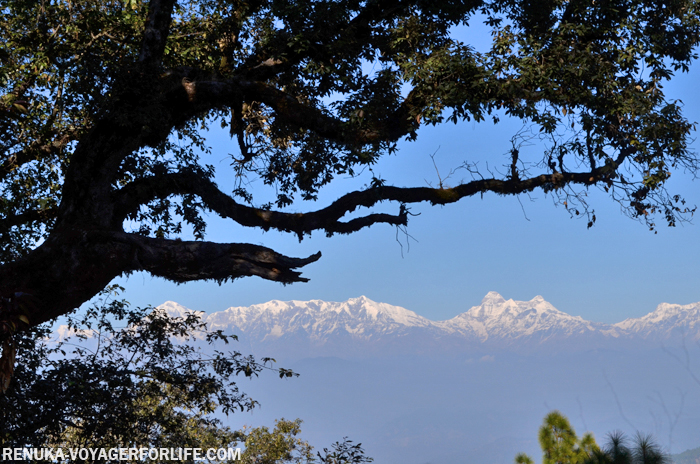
[2, 447, 242, 461]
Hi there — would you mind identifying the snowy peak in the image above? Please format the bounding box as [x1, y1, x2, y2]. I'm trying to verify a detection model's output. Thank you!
[444, 293, 603, 343]
[474, 292, 511, 318]
[467, 294, 560, 319]
[614, 301, 700, 340]
[202, 296, 435, 343]
[158, 301, 205, 319]
[194, 293, 613, 348]
[342, 296, 431, 327]
[481, 291, 506, 305]
[156, 293, 700, 355]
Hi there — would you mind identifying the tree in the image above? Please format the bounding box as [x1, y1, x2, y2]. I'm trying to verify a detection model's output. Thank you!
[0, 287, 292, 453]
[515, 411, 598, 464]
[516, 411, 670, 464]
[1, 289, 372, 464]
[1, 0, 699, 336]
[222, 419, 372, 464]
[239, 419, 315, 464]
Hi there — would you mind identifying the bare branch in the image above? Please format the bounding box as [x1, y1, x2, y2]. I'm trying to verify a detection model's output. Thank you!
[1, 230, 320, 328]
[113, 147, 631, 239]
[510, 148, 520, 181]
[112, 172, 409, 236]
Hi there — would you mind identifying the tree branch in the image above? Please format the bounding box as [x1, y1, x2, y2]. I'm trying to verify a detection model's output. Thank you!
[138, 0, 177, 66]
[113, 148, 631, 239]
[179, 77, 420, 146]
[0, 208, 56, 230]
[130, 235, 322, 284]
[0, 230, 320, 327]
[112, 171, 410, 237]
[0, 129, 79, 182]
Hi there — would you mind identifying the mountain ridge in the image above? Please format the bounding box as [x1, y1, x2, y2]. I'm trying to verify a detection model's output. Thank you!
[158, 292, 700, 357]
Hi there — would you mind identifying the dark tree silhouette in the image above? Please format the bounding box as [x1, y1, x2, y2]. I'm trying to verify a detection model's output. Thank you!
[1, 0, 699, 337]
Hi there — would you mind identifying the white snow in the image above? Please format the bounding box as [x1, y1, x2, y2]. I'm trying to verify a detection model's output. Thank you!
[154, 293, 700, 346]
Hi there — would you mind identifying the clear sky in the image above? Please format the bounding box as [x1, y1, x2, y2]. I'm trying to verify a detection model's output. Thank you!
[116, 47, 700, 325]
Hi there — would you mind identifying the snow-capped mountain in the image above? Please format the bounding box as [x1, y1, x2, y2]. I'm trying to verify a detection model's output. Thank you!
[614, 300, 700, 341]
[439, 291, 622, 344]
[157, 300, 206, 319]
[197, 296, 451, 357]
[204, 295, 436, 341]
[152, 295, 700, 464]
[157, 292, 700, 357]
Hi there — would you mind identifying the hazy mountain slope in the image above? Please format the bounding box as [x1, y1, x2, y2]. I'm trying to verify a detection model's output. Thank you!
[673, 446, 700, 464]
[237, 349, 700, 464]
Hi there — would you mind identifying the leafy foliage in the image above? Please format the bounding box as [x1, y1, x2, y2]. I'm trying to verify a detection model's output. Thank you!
[317, 439, 374, 464]
[1, 286, 375, 463]
[239, 419, 315, 464]
[0, 286, 295, 454]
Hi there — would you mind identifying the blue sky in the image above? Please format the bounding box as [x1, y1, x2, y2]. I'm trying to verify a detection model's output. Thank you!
[116, 46, 700, 325]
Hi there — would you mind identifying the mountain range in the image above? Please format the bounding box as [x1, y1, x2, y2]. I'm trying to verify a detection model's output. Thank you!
[157, 292, 700, 357]
[48, 292, 700, 463]
[155, 293, 700, 463]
